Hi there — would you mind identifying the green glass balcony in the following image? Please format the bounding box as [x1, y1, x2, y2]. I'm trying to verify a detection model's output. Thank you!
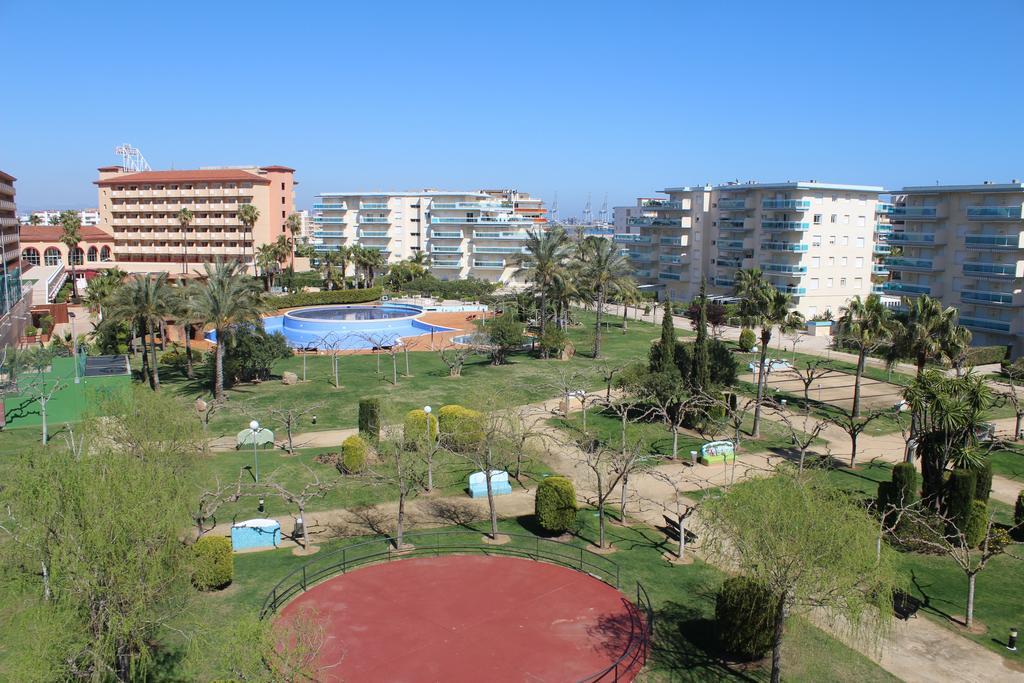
[640, 199, 684, 210]
[961, 290, 1014, 305]
[761, 263, 807, 274]
[718, 199, 748, 210]
[360, 202, 389, 210]
[963, 262, 1020, 277]
[761, 241, 809, 252]
[430, 231, 463, 239]
[473, 260, 505, 269]
[774, 285, 806, 295]
[718, 240, 745, 250]
[762, 199, 811, 211]
[613, 234, 652, 244]
[313, 202, 347, 210]
[885, 257, 934, 271]
[874, 244, 892, 254]
[761, 221, 810, 231]
[359, 230, 389, 238]
[658, 271, 683, 281]
[712, 276, 736, 288]
[960, 316, 1012, 332]
[313, 216, 345, 224]
[880, 281, 931, 295]
[719, 219, 749, 231]
[891, 206, 937, 219]
[966, 206, 1022, 221]
[964, 234, 1022, 249]
[359, 216, 390, 224]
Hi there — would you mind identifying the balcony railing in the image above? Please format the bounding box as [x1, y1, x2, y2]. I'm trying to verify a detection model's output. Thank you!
[774, 285, 806, 295]
[875, 224, 893, 234]
[432, 260, 463, 268]
[718, 199, 748, 210]
[760, 241, 809, 252]
[658, 272, 683, 281]
[960, 316, 1012, 332]
[963, 262, 1020, 277]
[961, 290, 1014, 305]
[640, 199, 685, 210]
[718, 240, 746, 250]
[885, 257, 935, 270]
[761, 263, 808, 274]
[360, 203, 389, 210]
[966, 206, 1023, 221]
[626, 253, 655, 263]
[634, 269, 653, 278]
[877, 203, 894, 214]
[717, 258, 743, 268]
[762, 199, 811, 211]
[613, 234, 652, 244]
[761, 221, 810, 231]
[880, 281, 932, 295]
[313, 230, 345, 238]
[313, 202, 347, 211]
[432, 202, 505, 210]
[872, 264, 890, 276]
[431, 246, 463, 254]
[473, 260, 505, 269]
[660, 236, 688, 247]
[628, 217, 686, 228]
[886, 232, 937, 245]
[874, 244, 892, 254]
[430, 231, 464, 239]
[359, 230, 390, 238]
[660, 255, 686, 265]
[473, 231, 529, 240]
[473, 246, 529, 254]
[891, 206, 938, 219]
[719, 220, 749, 231]
[359, 216, 390, 224]
[964, 234, 1022, 249]
[712, 276, 736, 288]
[314, 216, 345, 224]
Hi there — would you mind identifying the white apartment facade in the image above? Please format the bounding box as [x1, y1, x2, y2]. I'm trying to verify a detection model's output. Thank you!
[23, 209, 100, 226]
[311, 189, 547, 283]
[886, 182, 1024, 354]
[619, 182, 883, 318]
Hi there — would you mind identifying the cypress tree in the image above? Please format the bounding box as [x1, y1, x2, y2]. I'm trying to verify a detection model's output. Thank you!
[691, 279, 711, 392]
[653, 297, 677, 374]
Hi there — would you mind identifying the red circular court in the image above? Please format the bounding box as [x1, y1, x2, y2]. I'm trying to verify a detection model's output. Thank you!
[277, 555, 644, 682]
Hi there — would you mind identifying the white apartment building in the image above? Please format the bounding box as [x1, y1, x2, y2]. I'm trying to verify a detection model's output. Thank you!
[22, 209, 100, 226]
[619, 181, 883, 318]
[886, 182, 1024, 354]
[613, 205, 644, 234]
[311, 189, 546, 283]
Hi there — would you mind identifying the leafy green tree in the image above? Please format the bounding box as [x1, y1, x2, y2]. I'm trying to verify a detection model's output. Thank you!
[483, 312, 523, 365]
[108, 272, 174, 390]
[191, 260, 265, 400]
[734, 269, 804, 437]
[702, 471, 900, 683]
[237, 203, 260, 271]
[575, 236, 633, 358]
[177, 207, 194, 273]
[222, 326, 292, 384]
[58, 210, 82, 301]
[514, 227, 570, 356]
[835, 294, 894, 417]
[0, 390, 202, 680]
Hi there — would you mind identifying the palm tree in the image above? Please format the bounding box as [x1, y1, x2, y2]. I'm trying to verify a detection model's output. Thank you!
[255, 244, 278, 291]
[47, 214, 60, 225]
[83, 267, 127, 321]
[285, 212, 302, 281]
[514, 227, 570, 354]
[575, 236, 634, 358]
[237, 204, 260, 273]
[618, 279, 641, 333]
[409, 250, 430, 267]
[108, 273, 174, 390]
[888, 294, 966, 376]
[174, 284, 203, 380]
[347, 246, 367, 287]
[835, 294, 894, 417]
[735, 269, 804, 437]
[319, 250, 344, 290]
[177, 207, 194, 274]
[363, 248, 387, 287]
[28, 214, 41, 226]
[191, 260, 265, 400]
[58, 210, 82, 301]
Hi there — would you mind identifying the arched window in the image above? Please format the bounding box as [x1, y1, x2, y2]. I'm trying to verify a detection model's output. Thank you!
[87, 246, 98, 262]
[100, 246, 112, 262]
[44, 247, 62, 266]
[22, 248, 40, 266]
[70, 247, 85, 265]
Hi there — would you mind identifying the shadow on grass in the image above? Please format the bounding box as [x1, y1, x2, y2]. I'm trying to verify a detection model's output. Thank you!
[908, 569, 958, 623]
[648, 601, 763, 682]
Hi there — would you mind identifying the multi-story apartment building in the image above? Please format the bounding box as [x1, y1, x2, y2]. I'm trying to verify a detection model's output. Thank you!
[23, 209, 100, 226]
[886, 182, 1024, 353]
[619, 182, 882, 318]
[94, 165, 296, 273]
[311, 189, 546, 283]
[0, 171, 23, 318]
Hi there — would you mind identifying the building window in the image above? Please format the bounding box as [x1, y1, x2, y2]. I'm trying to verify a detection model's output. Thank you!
[841, 236, 849, 246]
[828, 235, 836, 245]
[842, 215, 850, 224]
[841, 256, 848, 266]
[87, 246, 98, 262]
[70, 248, 85, 265]
[856, 237, 865, 248]
[840, 277, 847, 287]
[813, 214, 822, 224]
[809, 278, 820, 290]
[827, 278, 834, 288]
[855, 277, 863, 289]
[828, 256, 835, 266]
[44, 247, 62, 266]
[22, 248, 40, 266]
[830, 214, 837, 223]
[812, 234, 822, 246]
[811, 256, 821, 268]
[855, 257, 864, 268]
[101, 246, 112, 261]
[856, 216, 866, 227]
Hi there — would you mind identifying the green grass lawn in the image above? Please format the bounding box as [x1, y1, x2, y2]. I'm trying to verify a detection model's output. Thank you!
[989, 446, 1024, 482]
[152, 312, 662, 439]
[551, 406, 823, 460]
[184, 512, 895, 682]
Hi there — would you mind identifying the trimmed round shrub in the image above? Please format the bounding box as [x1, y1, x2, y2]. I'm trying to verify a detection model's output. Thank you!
[965, 500, 989, 548]
[341, 434, 368, 473]
[358, 399, 381, 441]
[191, 536, 233, 591]
[738, 328, 756, 353]
[715, 576, 779, 661]
[945, 468, 977, 532]
[438, 405, 485, 451]
[404, 408, 439, 446]
[972, 458, 993, 503]
[535, 477, 578, 535]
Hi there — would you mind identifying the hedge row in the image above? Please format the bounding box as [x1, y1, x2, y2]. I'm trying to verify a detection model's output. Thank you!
[271, 286, 383, 310]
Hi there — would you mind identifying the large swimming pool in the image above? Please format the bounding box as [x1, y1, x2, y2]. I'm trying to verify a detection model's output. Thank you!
[207, 304, 452, 350]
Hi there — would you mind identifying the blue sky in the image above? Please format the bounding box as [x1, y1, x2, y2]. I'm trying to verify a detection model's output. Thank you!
[2, 0, 1022, 217]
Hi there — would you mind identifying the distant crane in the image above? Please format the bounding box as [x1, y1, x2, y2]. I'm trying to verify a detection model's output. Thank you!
[550, 191, 559, 224]
[114, 143, 151, 172]
[599, 193, 608, 225]
[583, 194, 592, 224]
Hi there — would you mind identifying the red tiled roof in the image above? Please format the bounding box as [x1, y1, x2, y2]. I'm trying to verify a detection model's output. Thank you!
[95, 168, 271, 186]
[259, 165, 296, 173]
[19, 225, 114, 242]
[0, 170, 15, 182]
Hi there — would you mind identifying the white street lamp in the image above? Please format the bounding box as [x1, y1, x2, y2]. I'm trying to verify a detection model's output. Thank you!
[249, 420, 261, 482]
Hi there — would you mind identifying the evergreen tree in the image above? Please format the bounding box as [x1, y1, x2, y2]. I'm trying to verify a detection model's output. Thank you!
[691, 279, 711, 392]
[652, 297, 676, 374]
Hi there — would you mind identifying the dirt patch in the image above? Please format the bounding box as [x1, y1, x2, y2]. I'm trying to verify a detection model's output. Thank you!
[661, 552, 695, 565]
[950, 616, 988, 636]
[291, 544, 322, 557]
[586, 543, 618, 555]
[481, 533, 512, 545]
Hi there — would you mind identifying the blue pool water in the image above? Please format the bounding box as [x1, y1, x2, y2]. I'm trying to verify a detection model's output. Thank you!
[206, 304, 452, 350]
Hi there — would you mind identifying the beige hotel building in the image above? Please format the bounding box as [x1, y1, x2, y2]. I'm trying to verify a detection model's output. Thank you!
[312, 189, 547, 283]
[94, 165, 296, 273]
[618, 181, 884, 319]
[884, 182, 1024, 354]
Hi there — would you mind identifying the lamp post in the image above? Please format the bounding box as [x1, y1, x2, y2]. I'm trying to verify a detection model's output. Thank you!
[69, 311, 79, 384]
[249, 420, 262, 482]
